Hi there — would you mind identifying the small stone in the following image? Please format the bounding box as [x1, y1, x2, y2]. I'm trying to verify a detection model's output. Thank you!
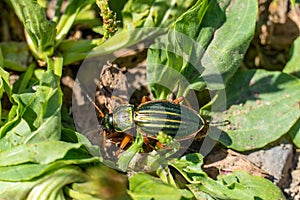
[246, 140, 294, 189]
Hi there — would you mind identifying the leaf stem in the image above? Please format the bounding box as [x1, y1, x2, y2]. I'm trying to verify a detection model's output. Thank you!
[52, 0, 64, 23]
[17, 62, 36, 93]
[46, 54, 63, 78]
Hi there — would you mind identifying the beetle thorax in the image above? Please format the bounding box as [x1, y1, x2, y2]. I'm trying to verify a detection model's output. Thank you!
[112, 105, 135, 132]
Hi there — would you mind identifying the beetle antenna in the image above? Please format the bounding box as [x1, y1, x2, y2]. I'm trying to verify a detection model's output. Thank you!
[85, 93, 105, 118]
[208, 119, 230, 126]
[75, 79, 105, 118]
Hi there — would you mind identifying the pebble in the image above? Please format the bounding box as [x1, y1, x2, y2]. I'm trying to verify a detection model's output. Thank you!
[246, 140, 294, 189]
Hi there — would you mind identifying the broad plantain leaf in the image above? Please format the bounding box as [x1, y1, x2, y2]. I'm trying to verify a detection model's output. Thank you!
[0, 66, 12, 114]
[117, 131, 144, 172]
[0, 42, 31, 72]
[283, 36, 300, 78]
[128, 172, 182, 200]
[10, 0, 56, 60]
[0, 157, 98, 182]
[187, 171, 285, 200]
[0, 164, 125, 200]
[207, 69, 300, 151]
[0, 181, 36, 200]
[169, 153, 206, 183]
[289, 119, 300, 147]
[0, 64, 11, 128]
[122, 0, 197, 30]
[147, 0, 210, 99]
[0, 166, 86, 200]
[0, 70, 62, 150]
[55, 0, 95, 46]
[0, 141, 82, 166]
[26, 166, 85, 200]
[170, 153, 285, 200]
[64, 0, 198, 65]
[61, 127, 102, 158]
[147, 0, 257, 99]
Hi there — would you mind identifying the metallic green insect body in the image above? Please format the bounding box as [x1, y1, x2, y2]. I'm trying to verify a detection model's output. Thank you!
[102, 100, 207, 141]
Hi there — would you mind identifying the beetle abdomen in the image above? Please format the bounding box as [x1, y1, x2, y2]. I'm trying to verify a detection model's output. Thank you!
[134, 101, 204, 139]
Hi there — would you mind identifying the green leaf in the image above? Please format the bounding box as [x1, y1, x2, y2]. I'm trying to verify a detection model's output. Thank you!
[63, 0, 196, 65]
[221, 171, 285, 199]
[16, 62, 36, 93]
[0, 42, 31, 72]
[283, 36, 300, 78]
[10, 0, 56, 60]
[59, 39, 100, 54]
[64, 187, 104, 200]
[59, 39, 100, 66]
[0, 118, 32, 148]
[46, 53, 64, 78]
[55, 0, 95, 46]
[128, 172, 182, 200]
[156, 166, 177, 187]
[0, 141, 82, 166]
[61, 128, 102, 158]
[26, 166, 86, 200]
[0, 181, 36, 200]
[0, 157, 99, 182]
[208, 69, 300, 151]
[290, 0, 300, 7]
[170, 153, 232, 199]
[0, 70, 62, 149]
[146, 0, 209, 98]
[74, 3, 103, 29]
[169, 153, 285, 199]
[187, 171, 285, 200]
[200, 0, 257, 90]
[70, 166, 130, 200]
[117, 131, 144, 171]
[169, 153, 206, 183]
[122, 0, 197, 30]
[0, 166, 86, 200]
[0, 164, 123, 200]
[0, 67, 11, 99]
[291, 0, 295, 7]
[0, 64, 12, 126]
[289, 119, 300, 147]
[147, 0, 258, 99]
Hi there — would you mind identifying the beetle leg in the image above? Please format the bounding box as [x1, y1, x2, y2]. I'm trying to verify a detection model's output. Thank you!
[89, 99, 105, 118]
[111, 95, 128, 104]
[143, 137, 153, 149]
[141, 96, 151, 103]
[155, 141, 164, 149]
[102, 129, 107, 147]
[143, 137, 155, 148]
[173, 96, 184, 104]
[173, 96, 192, 108]
[143, 137, 164, 149]
[120, 134, 132, 149]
